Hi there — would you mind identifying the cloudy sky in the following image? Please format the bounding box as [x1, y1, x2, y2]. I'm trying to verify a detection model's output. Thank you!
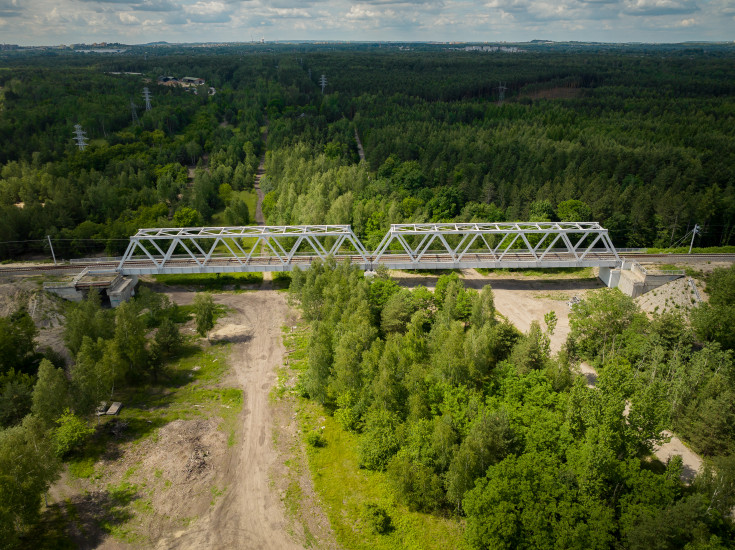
[0, 0, 732, 45]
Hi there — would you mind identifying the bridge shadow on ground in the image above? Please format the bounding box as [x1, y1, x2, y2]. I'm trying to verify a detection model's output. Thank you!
[394, 272, 605, 292]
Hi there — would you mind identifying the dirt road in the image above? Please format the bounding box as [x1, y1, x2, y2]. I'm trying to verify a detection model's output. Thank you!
[354, 128, 365, 162]
[253, 118, 268, 226]
[155, 290, 302, 549]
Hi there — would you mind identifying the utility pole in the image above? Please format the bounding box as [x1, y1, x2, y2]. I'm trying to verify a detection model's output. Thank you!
[72, 124, 88, 151]
[498, 82, 507, 104]
[689, 224, 700, 254]
[142, 87, 152, 111]
[130, 99, 139, 125]
[319, 74, 327, 94]
[47, 235, 57, 265]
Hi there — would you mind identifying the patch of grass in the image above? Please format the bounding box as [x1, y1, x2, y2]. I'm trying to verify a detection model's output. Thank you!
[646, 245, 735, 254]
[210, 485, 226, 506]
[402, 268, 462, 276]
[97, 481, 142, 543]
[535, 291, 571, 301]
[217, 387, 244, 445]
[153, 272, 264, 290]
[68, 456, 100, 480]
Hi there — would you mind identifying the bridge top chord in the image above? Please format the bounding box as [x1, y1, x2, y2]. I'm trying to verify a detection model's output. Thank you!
[389, 222, 608, 233]
[132, 225, 357, 239]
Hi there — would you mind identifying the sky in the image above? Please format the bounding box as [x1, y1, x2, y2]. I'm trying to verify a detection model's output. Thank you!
[0, 0, 733, 46]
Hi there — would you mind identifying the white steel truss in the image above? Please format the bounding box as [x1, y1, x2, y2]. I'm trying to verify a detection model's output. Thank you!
[116, 222, 621, 275]
[371, 222, 620, 270]
[117, 225, 369, 275]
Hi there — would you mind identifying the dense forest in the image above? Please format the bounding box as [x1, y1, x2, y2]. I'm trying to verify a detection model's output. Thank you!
[1, 43, 735, 547]
[289, 260, 735, 549]
[0, 45, 734, 260]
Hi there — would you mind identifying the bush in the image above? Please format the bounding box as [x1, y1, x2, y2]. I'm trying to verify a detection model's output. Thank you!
[358, 409, 401, 471]
[306, 431, 326, 448]
[360, 503, 391, 534]
[54, 409, 94, 457]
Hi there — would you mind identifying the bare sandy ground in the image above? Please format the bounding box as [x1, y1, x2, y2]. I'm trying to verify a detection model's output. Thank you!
[154, 290, 303, 550]
[392, 268, 603, 352]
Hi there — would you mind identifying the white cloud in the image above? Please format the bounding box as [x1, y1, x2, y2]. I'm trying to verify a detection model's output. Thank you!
[0, 0, 730, 44]
[623, 0, 698, 16]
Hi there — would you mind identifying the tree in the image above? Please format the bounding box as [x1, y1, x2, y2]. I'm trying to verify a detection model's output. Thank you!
[194, 293, 215, 340]
[224, 197, 250, 226]
[172, 206, 202, 227]
[509, 321, 550, 374]
[387, 452, 445, 512]
[114, 301, 148, 380]
[63, 292, 114, 357]
[31, 359, 69, 427]
[380, 289, 415, 334]
[0, 371, 34, 428]
[470, 285, 496, 327]
[446, 408, 516, 508]
[557, 199, 592, 222]
[153, 317, 182, 360]
[53, 408, 94, 457]
[358, 408, 402, 471]
[691, 303, 735, 351]
[568, 289, 640, 362]
[464, 452, 615, 550]
[0, 309, 38, 375]
[0, 416, 60, 547]
[71, 337, 110, 414]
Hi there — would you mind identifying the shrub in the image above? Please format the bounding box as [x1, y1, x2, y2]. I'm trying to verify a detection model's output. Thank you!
[360, 503, 391, 534]
[54, 409, 94, 457]
[306, 431, 326, 448]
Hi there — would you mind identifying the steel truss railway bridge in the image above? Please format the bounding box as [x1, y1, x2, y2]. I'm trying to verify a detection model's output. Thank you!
[116, 222, 621, 275]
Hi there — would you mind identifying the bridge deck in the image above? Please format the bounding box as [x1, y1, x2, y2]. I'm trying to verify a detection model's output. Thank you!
[117, 251, 620, 275]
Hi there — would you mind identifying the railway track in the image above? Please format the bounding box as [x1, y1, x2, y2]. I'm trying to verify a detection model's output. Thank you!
[1, 252, 733, 276]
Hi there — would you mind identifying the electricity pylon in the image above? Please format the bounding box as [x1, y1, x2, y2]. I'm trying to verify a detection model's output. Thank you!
[73, 124, 88, 151]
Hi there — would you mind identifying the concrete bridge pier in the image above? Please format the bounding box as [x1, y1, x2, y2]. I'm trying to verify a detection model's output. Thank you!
[598, 266, 621, 288]
[108, 275, 138, 307]
[599, 262, 684, 298]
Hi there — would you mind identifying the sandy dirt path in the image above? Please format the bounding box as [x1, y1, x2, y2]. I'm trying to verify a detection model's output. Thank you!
[354, 128, 365, 162]
[253, 118, 268, 226]
[155, 290, 302, 549]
